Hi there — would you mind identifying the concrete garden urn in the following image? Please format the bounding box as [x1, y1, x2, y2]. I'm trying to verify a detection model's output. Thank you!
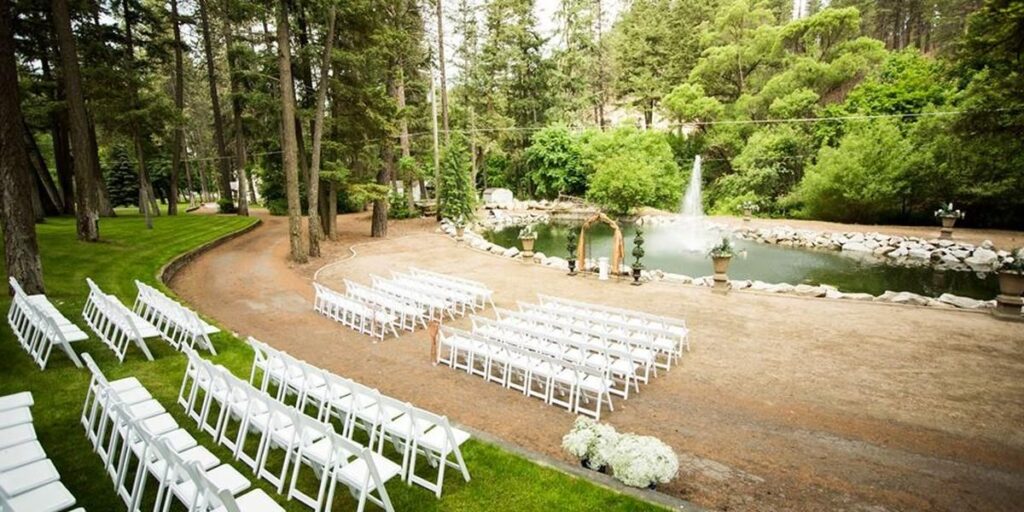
[940, 216, 958, 240]
[520, 237, 536, 259]
[742, 208, 752, 221]
[712, 255, 732, 293]
[455, 226, 465, 241]
[995, 271, 1024, 318]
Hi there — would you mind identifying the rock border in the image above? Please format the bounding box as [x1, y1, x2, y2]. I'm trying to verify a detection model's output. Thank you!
[447, 215, 1001, 313]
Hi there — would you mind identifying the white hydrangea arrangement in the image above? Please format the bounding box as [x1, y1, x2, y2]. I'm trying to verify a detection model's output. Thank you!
[606, 433, 679, 489]
[561, 417, 620, 471]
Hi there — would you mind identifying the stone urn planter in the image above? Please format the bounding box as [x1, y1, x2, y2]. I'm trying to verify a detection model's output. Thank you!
[995, 271, 1024, 318]
[519, 237, 536, 259]
[455, 226, 465, 241]
[631, 266, 643, 286]
[567, 259, 577, 275]
[939, 215, 958, 240]
[742, 208, 753, 222]
[708, 237, 735, 294]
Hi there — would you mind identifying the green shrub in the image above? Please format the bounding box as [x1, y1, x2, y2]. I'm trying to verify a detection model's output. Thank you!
[266, 199, 287, 216]
[387, 192, 419, 219]
[217, 198, 237, 214]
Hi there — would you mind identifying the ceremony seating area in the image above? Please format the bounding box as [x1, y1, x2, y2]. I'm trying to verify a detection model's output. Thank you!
[0, 392, 81, 512]
[173, 338, 470, 510]
[79, 352, 283, 512]
[82, 278, 160, 362]
[6, 277, 86, 369]
[437, 295, 689, 420]
[133, 280, 220, 354]
[313, 268, 493, 342]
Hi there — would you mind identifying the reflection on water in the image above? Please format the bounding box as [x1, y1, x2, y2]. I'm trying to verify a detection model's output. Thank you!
[484, 222, 999, 300]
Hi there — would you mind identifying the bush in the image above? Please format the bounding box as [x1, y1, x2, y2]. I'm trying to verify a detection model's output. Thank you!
[581, 127, 682, 215]
[217, 198, 237, 214]
[607, 434, 679, 488]
[795, 120, 911, 223]
[266, 199, 288, 216]
[104, 145, 139, 208]
[439, 133, 477, 222]
[387, 192, 419, 220]
[561, 417, 619, 471]
[524, 125, 589, 199]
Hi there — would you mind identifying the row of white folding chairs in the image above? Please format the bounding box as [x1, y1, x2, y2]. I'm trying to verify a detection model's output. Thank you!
[388, 273, 477, 316]
[343, 280, 428, 332]
[133, 280, 219, 354]
[0, 392, 81, 512]
[78, 352, 281, 512]
[368, 276, 455, 321]
[178, 348, 402, 511]
[537, 294, 689, 354]
[487, 310, 651, 398]
[437, 326, 614, 420]
[529, 298, 687, 368]
[471, 314, 636, 400]
[407, 268, 495, 310]
[313, 283, 398, 341]
[6, 277, 86, 370]
[506, 304, 659, 384]
[82, 278, 159, 362]
[180, 346, 407, 509]
[243, 337, 471, 498]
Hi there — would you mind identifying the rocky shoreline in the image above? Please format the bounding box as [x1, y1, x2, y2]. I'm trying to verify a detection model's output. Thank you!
[443, 212, 1002, 312]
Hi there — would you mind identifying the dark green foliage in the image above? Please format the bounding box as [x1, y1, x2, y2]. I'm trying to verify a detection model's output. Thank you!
[439, 134, 477, 222]
[632, 225, 645, 269]
[105, 145, 140, 208]
[524, 125, 588, 199]
[566, 228, 579, 261]
[387, 192, 419, 219]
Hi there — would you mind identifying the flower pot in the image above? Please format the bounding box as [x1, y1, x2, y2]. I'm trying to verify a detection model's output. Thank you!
[631, 267, 643, 286]
[455, 226, 465, 241]
[520, 237, 535, 258]
[712, 255, 732, 275]
[567, 259, 577, 275]
[742, 208, 752, 221]
[939, 215, 957, 240]
[995, 271, 1024, 318]
[711, 255, 732, 293]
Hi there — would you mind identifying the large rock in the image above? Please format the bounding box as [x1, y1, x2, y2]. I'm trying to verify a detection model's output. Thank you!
[842, 242, 873, 253]
[766, 283, 795, 294]
[937, 293, 986, 309]
[542, 256, 569, 270]
[839, 292, 875, 301]
[502, 246, 520, 258]
[794, 284, 826, 297]
[965, 248, 998, 270]
[887, 291, 931, 306]
[908, 248, 933, 260]
[663, 273, 693, 284]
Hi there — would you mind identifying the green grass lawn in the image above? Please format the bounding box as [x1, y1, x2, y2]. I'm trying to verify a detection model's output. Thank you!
[0, 209, 663, 511]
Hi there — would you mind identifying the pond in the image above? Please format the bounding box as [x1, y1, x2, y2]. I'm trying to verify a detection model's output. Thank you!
[484, 221, 999, 300]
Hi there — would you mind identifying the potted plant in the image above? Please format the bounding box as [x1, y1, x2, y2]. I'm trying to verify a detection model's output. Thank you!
[631, 224, 645, 286]
[561, 417, 619, 473]
[518, 223, 538, 259]
[995, 248, 1024, 317]
[452, 215, 466, 241]
[934, 202, 964, 240]
[740, 200, 759, 221]
[566, 228, 579, 275]
[707, 237, 734, 292]
[607, 433, 679, 490]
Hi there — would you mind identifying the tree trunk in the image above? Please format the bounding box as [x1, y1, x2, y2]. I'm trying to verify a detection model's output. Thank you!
[87, 116, 115, 216]
[168, 0, 185, 215]
[23, 122, 63, 214]
[52, 109, 74, 214]
[122, 0, 156, 228]
[223, 6, 248, 216]
[435, 0, 449, 143]
[307, 6, 336, 257]
[326, 181, 338, 240]
[1, 0, 45, 294]
[51, 0, 101, 240]
[431, 77, 441, 218]
[198, 0, 234, 210]
[277, 0, 307, 263]
[183, 144, 195, 206]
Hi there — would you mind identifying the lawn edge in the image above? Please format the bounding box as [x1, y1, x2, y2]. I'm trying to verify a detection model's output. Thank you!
[157, 215, 262, 285]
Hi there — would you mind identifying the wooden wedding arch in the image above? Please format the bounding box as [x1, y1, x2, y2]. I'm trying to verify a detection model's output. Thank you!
[576, 213, 625, 276]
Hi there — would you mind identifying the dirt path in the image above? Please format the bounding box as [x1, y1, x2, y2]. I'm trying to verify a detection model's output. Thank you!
[171, 212, 1024, 511]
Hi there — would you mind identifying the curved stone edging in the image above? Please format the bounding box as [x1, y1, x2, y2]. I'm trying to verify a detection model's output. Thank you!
[158, 217, 263, 285]
[445, 218, 1002, 313]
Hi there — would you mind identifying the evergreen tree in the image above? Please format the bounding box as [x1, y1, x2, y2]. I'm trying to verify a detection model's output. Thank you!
[105, 145, 141, 208]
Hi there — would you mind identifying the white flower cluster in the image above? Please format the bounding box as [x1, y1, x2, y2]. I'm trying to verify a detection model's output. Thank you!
[561, 417, 619, 470]
[606, 434, 679, 488]
[934, 202, 965, 219]
[561, 417, 679, 488]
